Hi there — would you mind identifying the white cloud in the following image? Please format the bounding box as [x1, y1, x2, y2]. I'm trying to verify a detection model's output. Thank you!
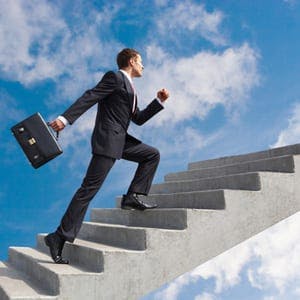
[153, 273, 191, 300]
[0, 0, 121, 99]
[0, 0, 66, 82]
[247, 212, 300, 293]
[152, 212, 300, 299]
[295, 287, 300, 296]
[191, 239, 252, 293]
[194, 293, 215, 300]
[131, 124, 222, 160]
[272, 102, 300, 147]
[151, 240, 252, 299]
[138, 43, 259, 126]
[156, 1, 227, 46]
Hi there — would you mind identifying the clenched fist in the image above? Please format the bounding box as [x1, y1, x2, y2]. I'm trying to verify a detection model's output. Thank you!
[157, 88, 170, 103]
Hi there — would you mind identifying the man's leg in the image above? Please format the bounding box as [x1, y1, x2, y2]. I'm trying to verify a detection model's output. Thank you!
[56, 154, 115, 242]
[121, 141, 160, 209]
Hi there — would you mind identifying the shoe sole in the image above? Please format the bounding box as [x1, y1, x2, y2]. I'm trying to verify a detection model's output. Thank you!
[121, 205, 158, 210]
[121, 205, 145, 211]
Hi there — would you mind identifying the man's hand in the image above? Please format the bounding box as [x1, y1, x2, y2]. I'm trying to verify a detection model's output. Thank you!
[157, 88, 170, 103]
[49, 119, 65, 132]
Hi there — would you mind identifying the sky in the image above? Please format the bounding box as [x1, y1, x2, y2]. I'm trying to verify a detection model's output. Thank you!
[1, 0, 300, 299]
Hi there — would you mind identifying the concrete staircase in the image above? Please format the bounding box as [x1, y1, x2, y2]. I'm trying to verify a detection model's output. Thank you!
[1, 144, 300, 300]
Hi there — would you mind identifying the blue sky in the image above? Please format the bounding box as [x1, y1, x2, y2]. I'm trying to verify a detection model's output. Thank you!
[1, 0, 300, 299]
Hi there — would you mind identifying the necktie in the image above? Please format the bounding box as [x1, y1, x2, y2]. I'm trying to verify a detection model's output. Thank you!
[130, 82, 137, 113]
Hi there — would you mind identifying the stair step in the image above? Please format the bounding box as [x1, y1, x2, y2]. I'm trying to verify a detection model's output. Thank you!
[8, 247, 99, 297]
[0, 261, 57, 300]
[188, 143, 300, 170]
[90, 208, 188, 229]
[150, 172, 261, 194]
[36, 234, 140, 273]
[78, 222, 148, 250]
[166, 155, 295, 181]
[116, 190, 226, 209]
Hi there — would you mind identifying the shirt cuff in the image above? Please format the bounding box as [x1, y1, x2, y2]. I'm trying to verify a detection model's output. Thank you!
[156, 98, 164, 107]
[57, 115, 69, 126]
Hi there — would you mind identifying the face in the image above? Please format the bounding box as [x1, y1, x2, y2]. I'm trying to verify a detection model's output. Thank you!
[131, 54, 144, 77]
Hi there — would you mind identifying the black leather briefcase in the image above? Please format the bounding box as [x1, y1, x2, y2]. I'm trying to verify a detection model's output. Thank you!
[11, 112, 63, 168]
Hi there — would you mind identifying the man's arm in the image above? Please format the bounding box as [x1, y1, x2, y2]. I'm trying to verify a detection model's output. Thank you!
[132, 88, 169, 126]
[50, 71, 117, 131]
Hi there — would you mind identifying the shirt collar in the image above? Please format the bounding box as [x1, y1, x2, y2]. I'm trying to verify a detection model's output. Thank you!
[119, 69, 133, 84]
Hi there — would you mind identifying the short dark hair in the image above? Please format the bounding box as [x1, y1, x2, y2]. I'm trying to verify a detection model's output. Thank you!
[117, 48, 140, 69]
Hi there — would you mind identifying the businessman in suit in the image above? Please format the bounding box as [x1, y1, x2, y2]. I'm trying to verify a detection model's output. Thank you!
[45, 48, 169, 264]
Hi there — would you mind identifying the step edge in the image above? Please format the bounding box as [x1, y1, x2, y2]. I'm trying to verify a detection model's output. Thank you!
[166, 154, 295, 178]
[153, 171, 262, 185]
[188, 144, 300, 169]
[0, 261, 57, 299]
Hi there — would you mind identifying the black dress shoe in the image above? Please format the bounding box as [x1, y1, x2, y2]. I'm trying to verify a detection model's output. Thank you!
[44, 233, 69, 264]
[121, 193, 157, 210]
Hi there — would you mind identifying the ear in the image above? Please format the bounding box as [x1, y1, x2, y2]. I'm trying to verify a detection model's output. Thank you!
[129, 58, 135, 66]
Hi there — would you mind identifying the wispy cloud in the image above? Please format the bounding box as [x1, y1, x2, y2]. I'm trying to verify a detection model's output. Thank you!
[283, 0, 298, 7]
[272, 102, 300, 147]
[155, 1, 227, 46]
[195, 293, 215, 300]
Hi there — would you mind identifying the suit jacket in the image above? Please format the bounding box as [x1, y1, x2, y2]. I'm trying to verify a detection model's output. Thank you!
[62, 71, 164, 159]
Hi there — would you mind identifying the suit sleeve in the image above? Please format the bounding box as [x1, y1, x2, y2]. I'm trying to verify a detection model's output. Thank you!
[62, 71, 117, 124]
[131, 99, 164, 126]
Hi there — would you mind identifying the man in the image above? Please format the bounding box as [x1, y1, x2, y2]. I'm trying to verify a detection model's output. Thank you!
[45, 48, 169, 264]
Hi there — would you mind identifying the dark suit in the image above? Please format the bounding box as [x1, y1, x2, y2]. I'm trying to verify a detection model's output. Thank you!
[56, 71, 163, 242]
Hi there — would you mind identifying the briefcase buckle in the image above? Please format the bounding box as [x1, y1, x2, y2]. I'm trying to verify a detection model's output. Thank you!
[28, 138, 36, 145]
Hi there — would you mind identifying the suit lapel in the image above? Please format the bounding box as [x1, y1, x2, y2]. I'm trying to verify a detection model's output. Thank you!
[118, 71, 135, 113]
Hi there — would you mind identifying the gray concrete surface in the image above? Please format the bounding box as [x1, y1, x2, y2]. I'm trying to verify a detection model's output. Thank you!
[188, 143, 300, 169]
[0, 143, 299, 300]
[116, 189, 226, 209]
[150, 172, 261, 193]
[165, 155, 295, 181]
[0, 261, 58, 300]
[90, 208, 188, 229]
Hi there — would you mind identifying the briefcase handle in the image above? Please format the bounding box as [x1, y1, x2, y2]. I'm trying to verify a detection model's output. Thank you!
[47, 122, 60, 140]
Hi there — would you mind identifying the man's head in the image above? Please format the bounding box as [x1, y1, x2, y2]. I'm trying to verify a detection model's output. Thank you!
[117, 48, 144, 78]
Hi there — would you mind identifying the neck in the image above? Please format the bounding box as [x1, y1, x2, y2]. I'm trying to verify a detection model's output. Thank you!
[121, 67, 134, 79]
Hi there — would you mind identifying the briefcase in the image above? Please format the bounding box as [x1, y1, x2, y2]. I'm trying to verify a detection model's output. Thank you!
[11, 112, 63, 169]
